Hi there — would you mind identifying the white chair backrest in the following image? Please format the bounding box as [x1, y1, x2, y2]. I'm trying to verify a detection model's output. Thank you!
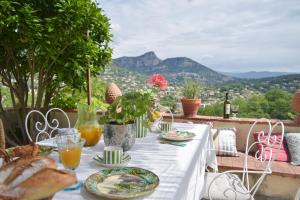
[243, 118, 285, 195]
[25, 108, 70, 142]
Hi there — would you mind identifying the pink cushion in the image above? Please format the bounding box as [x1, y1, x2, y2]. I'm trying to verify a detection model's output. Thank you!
[253, 132, 290, 162]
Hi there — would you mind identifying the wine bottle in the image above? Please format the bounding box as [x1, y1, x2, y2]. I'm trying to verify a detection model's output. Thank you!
[223, 92, 230, 119]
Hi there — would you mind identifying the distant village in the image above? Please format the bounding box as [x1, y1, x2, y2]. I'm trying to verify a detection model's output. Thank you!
[101, 67, 300, 108]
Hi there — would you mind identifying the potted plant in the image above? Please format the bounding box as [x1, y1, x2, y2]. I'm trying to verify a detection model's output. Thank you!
[146, 74, 170, 132]
[181, 80, 202, 117]
[100, 91, 152, 151]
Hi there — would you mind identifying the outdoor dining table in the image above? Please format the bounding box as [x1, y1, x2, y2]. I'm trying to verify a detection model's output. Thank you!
[53, 122, 217, 200]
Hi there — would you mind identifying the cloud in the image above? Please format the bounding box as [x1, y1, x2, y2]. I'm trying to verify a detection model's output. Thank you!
[99, 0, 300, 72]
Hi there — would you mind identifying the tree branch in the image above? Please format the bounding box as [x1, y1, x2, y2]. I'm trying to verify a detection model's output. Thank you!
[29, 53, 35, 108]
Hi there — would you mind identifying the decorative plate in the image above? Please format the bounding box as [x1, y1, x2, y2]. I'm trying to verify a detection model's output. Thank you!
[6, 145, 55, 157]
[160, 130, 196, 141]
[93, 153, 131, 168]
[85, 167, 159, 199]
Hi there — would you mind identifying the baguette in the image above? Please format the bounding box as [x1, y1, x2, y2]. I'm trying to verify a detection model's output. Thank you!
[0, 157, 40, 185]
[5, 157, 56, 189]
[0, 157, 56, 188]
[0, 168, 76, 200]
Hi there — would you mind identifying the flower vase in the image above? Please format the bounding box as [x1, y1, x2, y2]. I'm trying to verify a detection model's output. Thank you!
[103, 122, 136, 151]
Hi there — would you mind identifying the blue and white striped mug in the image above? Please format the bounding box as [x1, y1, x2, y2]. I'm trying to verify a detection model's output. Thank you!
[103, 146, 123, 164]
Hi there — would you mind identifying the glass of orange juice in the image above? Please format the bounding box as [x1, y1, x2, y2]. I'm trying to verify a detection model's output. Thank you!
[56, 132, 85, 190]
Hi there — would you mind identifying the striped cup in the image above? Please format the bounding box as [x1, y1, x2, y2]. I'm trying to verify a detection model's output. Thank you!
[103, 146, 123, 164]
[136, 114, 149, 138]
[159, 122, 172, 132]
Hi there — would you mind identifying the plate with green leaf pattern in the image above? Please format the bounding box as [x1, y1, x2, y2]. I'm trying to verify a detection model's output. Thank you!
[6, 145, 55, 157]
[160, 130, 196, 141]
[84, 167, 159, 199]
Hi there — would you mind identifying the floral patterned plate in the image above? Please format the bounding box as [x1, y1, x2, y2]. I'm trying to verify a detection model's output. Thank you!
[84, 167, 159, 199]
[160, 130, 196, 141]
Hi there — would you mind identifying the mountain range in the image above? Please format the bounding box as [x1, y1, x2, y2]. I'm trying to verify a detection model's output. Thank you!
[111, 51, 300, 89]
[113, 51, 233, 85]
[222, 71, 292, 79]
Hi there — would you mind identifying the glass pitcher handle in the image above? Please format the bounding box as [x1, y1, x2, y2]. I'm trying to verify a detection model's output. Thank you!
[157, 104, 174, 127]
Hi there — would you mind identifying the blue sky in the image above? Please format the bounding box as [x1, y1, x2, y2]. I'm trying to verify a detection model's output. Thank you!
[100, 0, 300, 72]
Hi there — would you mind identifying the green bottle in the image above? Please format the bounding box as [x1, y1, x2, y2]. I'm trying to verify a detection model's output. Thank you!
[223, 92, 231, 119]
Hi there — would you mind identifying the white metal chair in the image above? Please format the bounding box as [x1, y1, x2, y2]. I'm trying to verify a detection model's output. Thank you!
[25, 108, 70, 142]
[203, 118, 285, 200]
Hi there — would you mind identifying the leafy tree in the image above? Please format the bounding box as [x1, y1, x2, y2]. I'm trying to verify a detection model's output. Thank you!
[244, 95, 270, 118]
[0, 85, 13, 108]
[51, 78, 109, 110]
[199, 89, 294, 120]
[0, 0, 112, 145]
[199, 102, 223, 116]
[265, 89, 293, 119]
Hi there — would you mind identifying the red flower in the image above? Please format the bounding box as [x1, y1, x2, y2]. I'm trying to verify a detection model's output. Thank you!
[148, 74, 168, 90]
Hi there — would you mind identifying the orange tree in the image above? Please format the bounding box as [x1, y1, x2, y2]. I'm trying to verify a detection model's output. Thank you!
[0, 0, 112, 145]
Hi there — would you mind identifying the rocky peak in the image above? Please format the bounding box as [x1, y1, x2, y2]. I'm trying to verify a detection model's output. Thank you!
[113, 51, 232, 85]
[137, 51, 161, 67]
[140, 51, 157, 58]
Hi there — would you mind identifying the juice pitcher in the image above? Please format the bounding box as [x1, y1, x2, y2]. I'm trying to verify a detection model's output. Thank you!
[75, 104, 102, 146]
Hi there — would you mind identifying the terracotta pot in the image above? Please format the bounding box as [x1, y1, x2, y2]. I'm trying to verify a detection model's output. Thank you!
[294, 115, 300, 124]
[181, 98, 201, 117]
[292, 89, 300, 112]
[292, 89, 300, 124]
[105, 83, 122, 104]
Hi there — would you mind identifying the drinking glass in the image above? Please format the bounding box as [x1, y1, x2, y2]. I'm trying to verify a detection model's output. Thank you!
[56, 133, 85, 190]
[231, 105, 239, 119]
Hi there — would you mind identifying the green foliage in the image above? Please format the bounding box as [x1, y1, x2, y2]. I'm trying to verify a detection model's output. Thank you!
[265, 89, 293, 119]
[0, 85, 13, 107]
[100, 91, 153, 124]
[0, 0, 112, 145]
[0, 0, 112, 107]
[51, 78, 108, 110]
[160, 94, 178, 112]
[182, 80, 202, 99]
[199, 102, 223, 116]
[199, 89, 294, 120]
[243, 95, 270, 118]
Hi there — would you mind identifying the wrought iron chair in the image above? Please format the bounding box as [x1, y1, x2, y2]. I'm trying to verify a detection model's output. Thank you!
[203, 118, 285, 200]
[25, 108, 70, 143]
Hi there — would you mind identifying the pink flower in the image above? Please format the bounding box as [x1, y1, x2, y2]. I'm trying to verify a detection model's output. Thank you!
[148, 74, 168, 90]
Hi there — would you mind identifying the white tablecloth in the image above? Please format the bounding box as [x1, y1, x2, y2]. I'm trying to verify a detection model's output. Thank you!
[54, 123, 217, 200]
